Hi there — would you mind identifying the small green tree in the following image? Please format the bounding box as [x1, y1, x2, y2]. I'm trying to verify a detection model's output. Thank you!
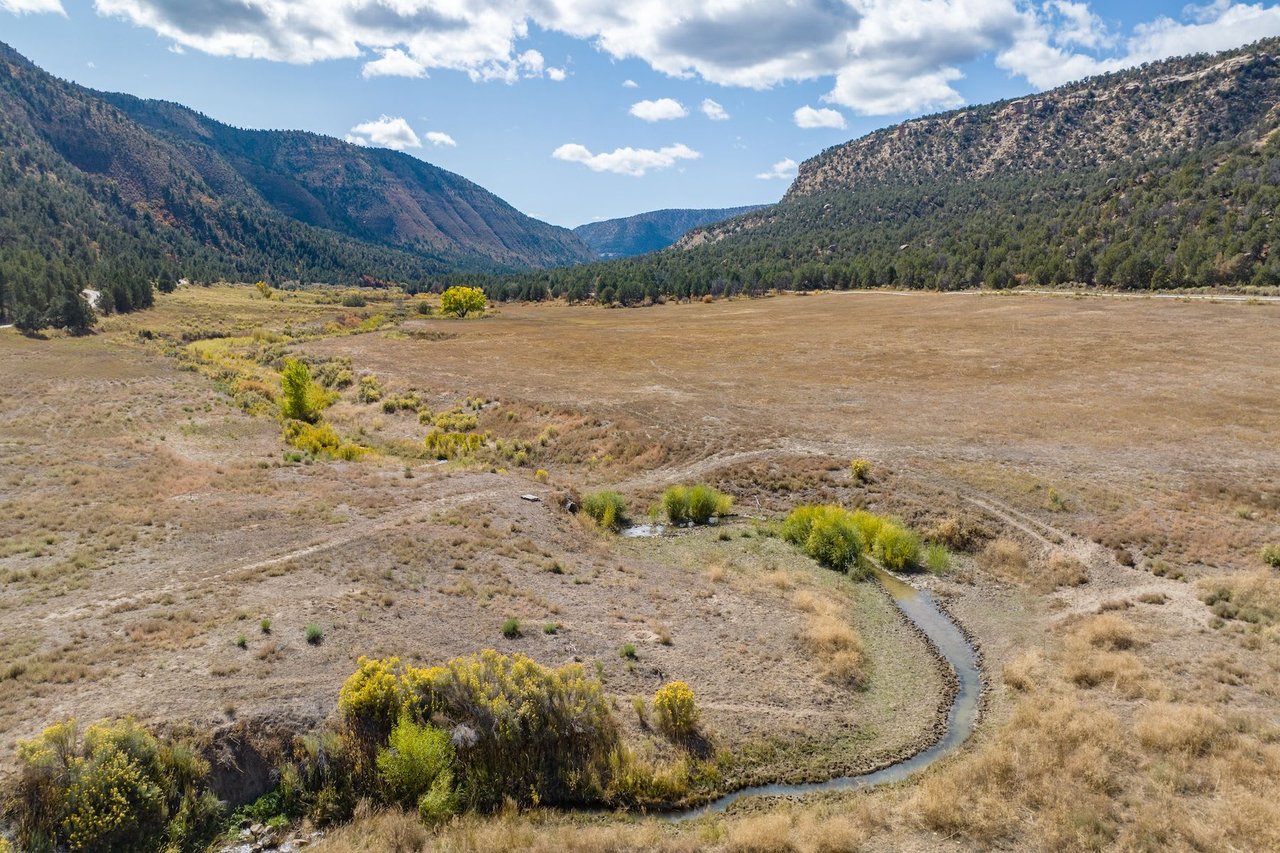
[440, 286, 487, 318]
[280, 358, 321, 423]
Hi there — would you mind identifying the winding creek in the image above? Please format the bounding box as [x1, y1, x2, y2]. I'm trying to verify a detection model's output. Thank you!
[663, 565, 983, 821]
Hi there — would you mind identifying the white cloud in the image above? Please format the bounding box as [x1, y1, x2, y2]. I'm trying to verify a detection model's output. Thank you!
[700, 98, 729, 120]
[547, 66, 567, 81]
[86, 1, 1280, 117]
[425, 131, 457, 147]
[629, 97, 688, 121]
[622, 79, 639, 88]
[344, 115, 421, 150]
[793, 105, 846, 129]
[1000, 1, 1280, 90]
[517, 48, 544, 75]
[1, 0, 64, 12]
[1049, 1, 1113, 49]
[552, 142, 700, 176]
[756, 158, 799, 181]
[362, 48, 426, 79]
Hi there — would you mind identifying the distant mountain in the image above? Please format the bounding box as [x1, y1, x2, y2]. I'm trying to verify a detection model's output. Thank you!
[99, 93, 589, 270]
[459, 38, 1280, 304]
[686, 39, 1280, 279]
[573, 206, 766, 258]
[0, 40, 589, 328]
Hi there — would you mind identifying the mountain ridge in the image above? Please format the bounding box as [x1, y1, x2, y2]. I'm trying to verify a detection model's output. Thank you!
[442, 37, 1280, 302]
[680, 41, 1280, 251]
[0, 37, 589, 329]
[97, 91, 589, 269]
[573, 206, 767, 258]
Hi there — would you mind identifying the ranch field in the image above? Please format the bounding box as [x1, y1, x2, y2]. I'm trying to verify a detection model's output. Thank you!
[1, 286, 1278, 851]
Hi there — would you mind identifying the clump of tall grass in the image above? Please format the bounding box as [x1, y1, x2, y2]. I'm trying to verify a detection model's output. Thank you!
[1261, 544, 1280, 568]
[925, 542, 951, 574]
[661, 485, 733, 526]
[783, 505, 923, 575]
[582, 491, 629, 532]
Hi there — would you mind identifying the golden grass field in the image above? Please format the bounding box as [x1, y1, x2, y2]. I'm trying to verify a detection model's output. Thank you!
[1, 285, 1278, 851]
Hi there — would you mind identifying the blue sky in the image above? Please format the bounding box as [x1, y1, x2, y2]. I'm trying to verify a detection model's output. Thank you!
[4, 1, 1280, 227]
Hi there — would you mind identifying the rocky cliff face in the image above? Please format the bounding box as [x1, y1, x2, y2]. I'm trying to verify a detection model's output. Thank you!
[789, 50, 1277, 198]
[683, 40, 1280, 249]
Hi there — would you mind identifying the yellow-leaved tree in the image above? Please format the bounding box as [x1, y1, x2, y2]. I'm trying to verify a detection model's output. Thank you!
[440, 286, 487, 318]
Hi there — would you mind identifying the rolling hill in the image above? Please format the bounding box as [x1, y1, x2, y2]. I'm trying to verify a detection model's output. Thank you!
[573, 206, 766, 258]
[0, 40, 588, 328]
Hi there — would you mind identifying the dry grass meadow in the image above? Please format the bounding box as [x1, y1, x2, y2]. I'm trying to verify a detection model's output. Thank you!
[1, 285, 1278, 851]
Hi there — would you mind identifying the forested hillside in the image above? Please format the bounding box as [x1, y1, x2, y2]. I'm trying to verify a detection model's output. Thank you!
[454, 39, 1280, 304]
[0, 41, 587, 331]
[574, 206, 766, 258]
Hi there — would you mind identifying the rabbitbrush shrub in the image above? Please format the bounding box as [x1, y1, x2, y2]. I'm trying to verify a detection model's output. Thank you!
[13, 719, 221, 853]
[783, 505, 924, 575]
[662, 484, 732, 525]
[652, 681, 700, 740]
[583, 490, 629, 532]
[376, 717, 456, 820]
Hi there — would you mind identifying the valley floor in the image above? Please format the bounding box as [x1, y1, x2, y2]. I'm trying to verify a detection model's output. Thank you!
[1, 287, 1277, 850]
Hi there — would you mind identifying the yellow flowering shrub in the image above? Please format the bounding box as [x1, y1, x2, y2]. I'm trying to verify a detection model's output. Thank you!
[282, 420, 366, 460]
[432, 409, 479, 432]
[423, 430, 484, 460]
[338, 656, 404, 735]
[13, 718, 219, 853]
[653, 681, 700, 740]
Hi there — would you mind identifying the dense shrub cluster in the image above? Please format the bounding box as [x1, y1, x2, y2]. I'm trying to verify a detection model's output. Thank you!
[662, 485, 733, 526]
[422, 431, 485, 460]
[783, 505, 923, 575]
[276, 359, 364, 459]
[282, 420, 365, 461]
[582, 491, 629, 532]
[10, 655, 714, 846]
[338, 652, 620, 811]
[356, 374, 383, 404]
[12, 719, 221, 853]
[430, 409, 479, 432]
[782, 506, 866, 575]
